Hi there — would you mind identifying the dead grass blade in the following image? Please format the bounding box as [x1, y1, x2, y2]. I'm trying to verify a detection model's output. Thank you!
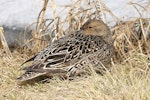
[0, 27, 13, 59]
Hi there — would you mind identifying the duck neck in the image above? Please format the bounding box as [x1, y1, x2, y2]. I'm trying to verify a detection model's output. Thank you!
[103, 34, 114, 44]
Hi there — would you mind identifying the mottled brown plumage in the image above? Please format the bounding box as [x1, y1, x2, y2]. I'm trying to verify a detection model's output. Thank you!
[17, 19, 114, 84]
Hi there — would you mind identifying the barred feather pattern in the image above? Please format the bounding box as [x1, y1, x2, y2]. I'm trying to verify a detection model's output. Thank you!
[17, 19, 114, 83]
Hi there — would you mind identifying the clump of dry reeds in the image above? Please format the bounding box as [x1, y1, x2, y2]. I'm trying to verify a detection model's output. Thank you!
[112, 18, 150, 63]
[21, 0, 118, 55]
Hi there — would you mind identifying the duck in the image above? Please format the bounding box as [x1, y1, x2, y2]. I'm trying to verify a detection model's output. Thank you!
[17, 19, 114, 84]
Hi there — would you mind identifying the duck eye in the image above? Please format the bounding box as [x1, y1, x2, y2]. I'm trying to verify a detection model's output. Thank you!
[89, 26, 92, 28]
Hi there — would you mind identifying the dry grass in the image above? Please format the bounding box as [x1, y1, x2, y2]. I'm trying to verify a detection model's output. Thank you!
[0, 52, 149, 99]
[0, 0, 150, 99]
